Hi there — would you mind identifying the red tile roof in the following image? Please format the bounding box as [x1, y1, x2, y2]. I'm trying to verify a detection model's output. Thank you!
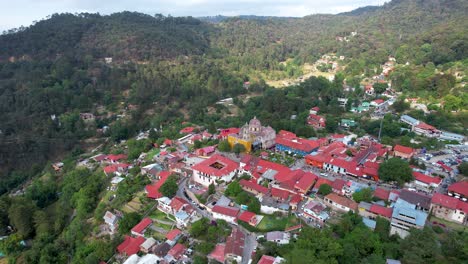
[325, 193, 358, 211]
[117, 236, 145, 255]
[290, 194, 302, 205]
[275, 131, 320, 153]
[219, 128, 240, 138]
[212, 205, 240, 218]
[448, 181, 468, 197]
[413, 172, 442, 185]
[180, 126, 195, 134]
[225, 228, 245, 257]
[271, 187, 291, 200]
[416, 122, 437, 131]
[166, 229, 182, 241]
[208, 244, 226, 263]
[104, 163, 131, 174]
[258, 255, 276, 264]
[369, 204, 393, 218]
[167, 243, 186, 260]
[394, 145, 414, 155]
[192, 154, 238, 177]
[145, 171, 171, 199]
[238, 211, 256, 223]
[170, 197, 190, 212]
[239, 179, 268, 194]
[332, 179, 347, 191]
[432, 193, 468, 214]
[131, 218, 152, 235]
[373, 188, 390, 201]
[294, 172, 318, 193]
[313, 177, 333, 190]
[107, 154, 128, 162]
[276, 169, 303, 183]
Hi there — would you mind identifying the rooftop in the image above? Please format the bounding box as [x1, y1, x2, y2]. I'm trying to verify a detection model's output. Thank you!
[225, 228, 245, 257]
[192, 154, 238, 177]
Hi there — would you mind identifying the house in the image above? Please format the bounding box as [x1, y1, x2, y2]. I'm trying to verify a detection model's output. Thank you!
[131, 218, 152, 237]
[238, 211, 259, 226]
[371, 99, 385, 107]
[303, 201, 329, 223]
[309, 106, 320, 115]
[307, 114, 326, 129]
[169, 197, 196, 227]
[271, 187, 291, 202]
[103, 163, 131, 176]
[208, 244, 226, 263]
[117, 236, 145, 256]
[106, 154, 128, 163]
[412, 172, 442, 189]
[331, 179, 347, 195]
[364, 85, 374, 95]
[373, 188, 390, 201]
[91, 154, 107, 163]
[192, 154, 238, 186]
[239, 179, 268, 196]
[359, 202, 393, 220]
[439, 131, 465, 142]
[340, 119, 357, 128]
[224, 228, 245, 263]
[218, 127, 241, 140]
[390, 199, 428, 238]
[258, 255, 284, 264]
[400, 115, 420, 127]
[145, 171, 171, 199]
[195, 146, 216, 156]
[393, 145, 414, 159]
[448, 181, 468, 201]
[140, 237, 157, 253]
[154, 242, 171, 258]
[430, 193, 468, 225]
[294, 172, 318, 194]
[413, 122, 441, 138]
[103, 211, 119, 234]
[165, 243, 186, 263]
[180, 126, 195, 134]
[398, 189, 431, 212]
[165, 229, 182, 246]
[324, 193, 358, 212]
[266, 231, 290, 245]
[275, 130, 320, 156]
[212, 205, 240, 224]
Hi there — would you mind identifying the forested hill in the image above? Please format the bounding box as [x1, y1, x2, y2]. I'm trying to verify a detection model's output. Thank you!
[0, 12, 211, 61]
[0, 0, 467, 189]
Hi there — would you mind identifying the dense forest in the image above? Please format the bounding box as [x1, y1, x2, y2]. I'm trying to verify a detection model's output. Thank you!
[0, 1, 467, 261]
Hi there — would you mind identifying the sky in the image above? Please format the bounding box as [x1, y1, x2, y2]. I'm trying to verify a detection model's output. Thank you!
[0, 0, 388, 31]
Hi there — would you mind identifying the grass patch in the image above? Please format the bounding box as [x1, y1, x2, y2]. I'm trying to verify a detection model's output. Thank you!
[429, 216, 468, 233]
[146, 148, 160, 161]
[256, 215, 299, 232]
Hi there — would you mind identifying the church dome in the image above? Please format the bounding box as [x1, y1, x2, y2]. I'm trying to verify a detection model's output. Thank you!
[249, 117, 261, 127]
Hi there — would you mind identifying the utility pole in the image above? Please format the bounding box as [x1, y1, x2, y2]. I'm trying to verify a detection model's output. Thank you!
[378, 117, 384, 142]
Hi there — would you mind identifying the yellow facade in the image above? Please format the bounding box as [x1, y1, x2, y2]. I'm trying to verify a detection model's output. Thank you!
[227, 135, 252, 153]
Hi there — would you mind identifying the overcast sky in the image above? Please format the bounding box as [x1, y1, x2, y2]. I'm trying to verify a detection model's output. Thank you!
[0, 0, 388, 31]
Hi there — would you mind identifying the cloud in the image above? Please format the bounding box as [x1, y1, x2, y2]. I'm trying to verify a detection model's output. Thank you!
[0, 0, 388, 31]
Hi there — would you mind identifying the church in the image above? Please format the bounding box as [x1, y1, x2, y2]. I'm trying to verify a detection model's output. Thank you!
[227, 117, 276, 152]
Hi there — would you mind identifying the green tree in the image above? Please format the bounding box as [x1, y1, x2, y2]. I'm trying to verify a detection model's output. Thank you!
[160, 175, 178, 198]
[8, 197, 36, 238]
[218, 140, 231, 152]
[208, 183, 216, 195]
[373, 82, 388, 94]
[190, 218, 209, 238]
[458, 162, 468, 176]
[352, 188, 373, 203]
[118, 212, 142, 234]
[247, 197, 261, 214]
[318, 184, 332, 196]
[233, 143, 246, 155]
[378, 158, 413, 186]
[225, 181, 243, 197]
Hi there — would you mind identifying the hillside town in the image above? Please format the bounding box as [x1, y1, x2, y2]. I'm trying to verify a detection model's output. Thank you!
[67, 113, 467, 264]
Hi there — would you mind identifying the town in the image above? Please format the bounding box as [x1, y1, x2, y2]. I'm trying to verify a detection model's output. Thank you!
[63, 111, 467, 264]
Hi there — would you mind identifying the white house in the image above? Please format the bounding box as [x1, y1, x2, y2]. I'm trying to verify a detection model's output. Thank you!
[266, 231, 290, 245]
[211, 205, 240, 225]
[191, 154, 238, 186]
